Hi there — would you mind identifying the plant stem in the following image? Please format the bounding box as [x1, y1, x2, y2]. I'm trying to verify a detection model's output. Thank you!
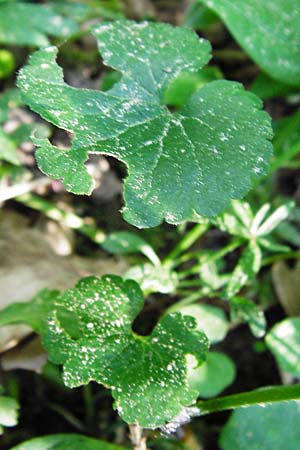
[262, 250, 300, 266]
[177, 238, 242, 279]
[0, 177, 51, 202]
[129, 424, 148, 450]
[166, 291, 204, 313]
[269, 142, 300, 174]
[196, 385, 300, 415]
[16, 193, 106, 244]
[163, 223, 209, 267]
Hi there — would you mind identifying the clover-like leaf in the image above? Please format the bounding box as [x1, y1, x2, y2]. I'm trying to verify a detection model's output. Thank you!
[200, 0, 300, 86]
[0, 2, 78, 47]
[18, 20, 273, 228]
[41, 275, 209, 429]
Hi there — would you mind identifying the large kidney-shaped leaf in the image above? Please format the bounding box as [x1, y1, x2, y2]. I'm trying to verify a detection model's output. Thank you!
[41, 275, 209, 429]
[18, 20, 273, 228]
[199, 0, 300, 86]
[0, 2, 77, 47]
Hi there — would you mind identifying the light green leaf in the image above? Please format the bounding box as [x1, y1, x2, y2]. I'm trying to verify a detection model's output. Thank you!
[10, 434, 124, 450]
[230, 296, 266, 338]
[179, 304, 228, 344]
[220, 401, 300, 450]
[0, 2, 78, 47]
[0, 88, 22, 124]
[265, 317, 300, 376]
[0, 129, 20, 165]
[215, 201, 252, 238]
[41, 275, 209, 429]
[258, 237, 290, 253]
[0, 394, 19, 434]
[0, 289, 60, 333]
[125, 263, 178, 294]
[102, 231, 160, 265]
[199, 0, 300, 86]
[18, 20, 273, 228]
[251, 72, 298, 100]
[188, 351, 235, 398]
[225, 241, 262, 298]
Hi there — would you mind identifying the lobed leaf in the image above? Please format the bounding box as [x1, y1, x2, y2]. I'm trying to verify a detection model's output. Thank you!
[18, 20, 273, 228]
[41, 275, 209, 429]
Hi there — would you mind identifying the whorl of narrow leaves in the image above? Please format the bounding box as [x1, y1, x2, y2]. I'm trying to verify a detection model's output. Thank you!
[41, 275, 209, 429]
[18, 20, 273, 228]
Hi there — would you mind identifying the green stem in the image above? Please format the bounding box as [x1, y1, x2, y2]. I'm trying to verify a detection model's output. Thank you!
[83, 384, 94, 429]
[163, 223, 209, 267]
[269, 143, 300, 174]
[178, 238, 242, 279]
[166, 291, 204, 314]
[197, 385, 300, 415]
[16, 193, 106, 244]
[262, 250, 300, 266]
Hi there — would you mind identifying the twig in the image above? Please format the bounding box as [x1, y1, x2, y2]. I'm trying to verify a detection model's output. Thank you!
[129, 424, 148, 450]
[0, 177, 51, 202]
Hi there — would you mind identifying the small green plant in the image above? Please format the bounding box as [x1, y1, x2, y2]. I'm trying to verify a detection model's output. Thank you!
[0, 2, 300, 449]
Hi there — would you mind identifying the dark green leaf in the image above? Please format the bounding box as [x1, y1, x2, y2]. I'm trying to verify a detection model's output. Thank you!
[220, 401, 300, 450]
[41, 275, 209, 428]
[18, 20, 273, 228]
[0, 2, 78, 47]
[200, 0, 300, 85]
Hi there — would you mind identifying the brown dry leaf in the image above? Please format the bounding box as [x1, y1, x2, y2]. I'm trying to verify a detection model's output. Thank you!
[0, 211, 128, 352]
[272, 260, 300, 316]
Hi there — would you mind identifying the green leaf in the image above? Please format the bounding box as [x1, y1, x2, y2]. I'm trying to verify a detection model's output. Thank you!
[265, 317, 300, 376]
[0, 88, 22, 124]
[199, 0, 300, 86]
[187, 351, 235, 398]
[0, 394, 19, 434]
[0, 289, 60, 333]
[230, 296, 266, 338]
[125, 263, 178, 294]
[18, 20, 273, 228]
[179, 304, 228, 344]
[184, 2, 219, 29]
[102, 231, 160, 265]
[41, 275, 209, 429]
[10, 434, 125, 450]
[0, 2, 78, 47]
[220, 401, 300, 450]
[251, 72, 299, 100]
[215, 201, 252, 238]
[0, 129, 20, 165]
[225, 241, 262, 298]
